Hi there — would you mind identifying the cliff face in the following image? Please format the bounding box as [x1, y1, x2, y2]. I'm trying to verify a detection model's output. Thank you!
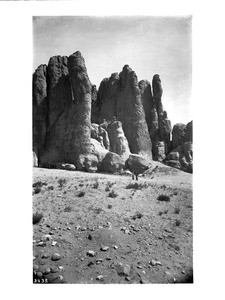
[33, 51, 92, 167]
[33, 50, 192, 173]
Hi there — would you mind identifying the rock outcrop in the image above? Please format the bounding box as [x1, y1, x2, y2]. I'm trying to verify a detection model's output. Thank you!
[106, 119, 130, 162]
[33, 50, 192, 173]
[165, 120, 193, 173]
[152, 74, 172, 158]
[33, 51, 94, 170]
[100, 152, 124, 174]
[172, 123, 186, 149]
[32, 64, 48, 156]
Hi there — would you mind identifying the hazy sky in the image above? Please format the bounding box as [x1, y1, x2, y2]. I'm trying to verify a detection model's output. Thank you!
[33, 16, 192, 126]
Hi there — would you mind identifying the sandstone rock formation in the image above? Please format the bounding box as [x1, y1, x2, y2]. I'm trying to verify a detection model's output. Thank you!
[33, 51, 95, 171]
[172, 123, 186, 149]
[33, 50, 192, 174]
[165, 120, 193, 173]
[152, 74, 172, 157]
[32, 64, 48, 157]
[100, 152, 124, 174]
[106, 119, 130, 162]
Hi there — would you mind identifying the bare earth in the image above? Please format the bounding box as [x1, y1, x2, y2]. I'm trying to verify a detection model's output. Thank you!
[33, 162, 193, 284]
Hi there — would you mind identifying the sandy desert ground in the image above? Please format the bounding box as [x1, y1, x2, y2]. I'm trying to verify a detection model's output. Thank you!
[33, 162, 192, 284]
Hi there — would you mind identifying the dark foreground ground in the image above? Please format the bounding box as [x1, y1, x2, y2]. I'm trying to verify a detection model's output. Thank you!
[33, 162, 193, 284]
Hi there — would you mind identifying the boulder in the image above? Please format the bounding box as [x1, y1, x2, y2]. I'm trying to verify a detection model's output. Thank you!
[100, 152, 124, 173]
[126, 154, 150, 177]
[107, 119, 130, 161]
[91, 123, 100, 140]
[76, 154, 98, 173]
[172, 123, 186, 149]
[33, 152, 38, 167]
[55, 163, 76, 171]
[90, 138, 109, 163]
[165, 141, 193, 173]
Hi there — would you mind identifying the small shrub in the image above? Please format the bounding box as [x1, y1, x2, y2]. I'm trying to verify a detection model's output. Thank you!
[33, 181, 47, 188]
[105, 181, 114, 191]
[93, 178, 99, 189]
[126, 182, 149, 190]
[78, 191, 85, 197]
[161, 184, 167, 189]
[108, 190, 118, 198]
[33, 212, 43, 224]
[157, 194, 170, 202]
[108, 204, 112, 209]
[175, 219, 181, 226]
[48, 185, 54, 190]
[158, 211, 163, 216]
[174, 207, 180, 214]
[132, 211, 143, 220]
[164, 209, 168, 214]
[64, 206, 72, 212]
[33, 186, 41, 194]
[173, 191, 178, 196]
[58, 178, 66, 188]
[94, 207, 102, 214]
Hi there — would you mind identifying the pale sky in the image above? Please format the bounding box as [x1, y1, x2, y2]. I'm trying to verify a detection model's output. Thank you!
[33, 16, 192, 126]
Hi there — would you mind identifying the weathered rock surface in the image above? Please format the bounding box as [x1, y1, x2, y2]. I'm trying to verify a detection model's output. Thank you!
[184, 121, 193, 143]
[165, 120, 193, 173]
[97, 73, 120, 123]
[100, 152, 124, 173]
[107, 119, 130, 162]
[116, 66, 153, 159]
[76, 154, 98, 172]
[165, 141, 193, 173]
[37, 51, 93, 167]
[32, 64, 48, 156]
[33, 152, 38, 167]
[90, 138, 109, 164]
[172, 123, 186, 149]
[152, 74, 172, 158]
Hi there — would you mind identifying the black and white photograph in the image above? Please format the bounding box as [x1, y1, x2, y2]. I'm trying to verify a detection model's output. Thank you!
[1, 0, 225, 298]
[32, 15, 193, 284]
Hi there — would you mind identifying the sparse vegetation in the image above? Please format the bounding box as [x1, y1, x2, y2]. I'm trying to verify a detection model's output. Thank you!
[108, 190, 118, 198]
[132, 211, 143, 220]
[64, 206, 72, 212]
[33, 186, 42, 194]
[174, 207, 180, 214]
[48, 185, 54, 190]
[58, 178, 66, 188]
[126, 182, 149, 190]
[157, 194, 170, 202]
[33, 212, 43, 224]
[92, 178, 99, 189]
[78, 191, 85, 197]
[94, 207, 102, 214]
[33, 181, 47, 188]
[105, 181, 115, 192]
[175, 219, 181, 226]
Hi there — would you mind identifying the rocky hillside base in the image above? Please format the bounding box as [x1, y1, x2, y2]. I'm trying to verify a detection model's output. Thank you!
[33, 162, 193, 284]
